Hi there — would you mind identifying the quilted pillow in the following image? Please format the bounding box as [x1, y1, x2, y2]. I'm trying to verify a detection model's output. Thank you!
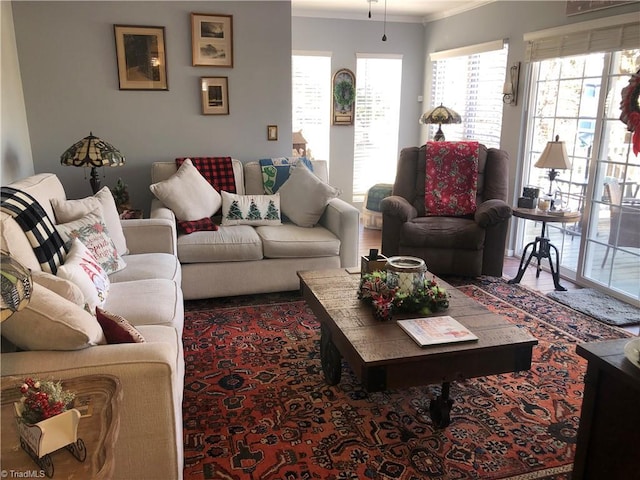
[51, 186, 128, 256]
[56, 208, 126, 274]
[221, 191, 281, 226]
[1, 282, 105, 350]
[278, 162, 340, 227]
[96, 307, 145, 344]
[56, 238, 110, 313]
[149, 158, 222, 221]
[259, 157, 314, 194]
[424, 141, 479, 216]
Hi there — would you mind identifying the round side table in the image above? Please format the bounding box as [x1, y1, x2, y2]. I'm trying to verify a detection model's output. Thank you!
[508, 207, 581, 291]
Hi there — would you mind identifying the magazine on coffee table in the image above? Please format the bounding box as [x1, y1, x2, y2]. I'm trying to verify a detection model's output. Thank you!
[397, 316, 478, 347]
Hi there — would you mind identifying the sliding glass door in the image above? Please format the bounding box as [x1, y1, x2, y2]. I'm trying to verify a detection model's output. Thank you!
[520, 49, 640, 302]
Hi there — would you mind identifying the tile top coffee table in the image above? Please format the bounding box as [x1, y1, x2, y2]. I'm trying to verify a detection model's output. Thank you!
[298, 269, 538, 427]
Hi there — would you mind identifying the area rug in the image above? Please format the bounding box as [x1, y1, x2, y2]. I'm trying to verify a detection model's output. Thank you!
[547, 288, 640, 327]
[182, 277, 630, 480]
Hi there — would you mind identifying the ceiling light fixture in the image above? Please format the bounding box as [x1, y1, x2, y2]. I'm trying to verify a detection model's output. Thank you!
[382, 0, 387, 41]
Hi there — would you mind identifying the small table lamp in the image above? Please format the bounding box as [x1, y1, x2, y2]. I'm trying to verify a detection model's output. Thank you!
[534, 135, 572, 196]
[419, 104, 462, 141]
[60, 132, 125, 194]
[1, 252, 33, 322]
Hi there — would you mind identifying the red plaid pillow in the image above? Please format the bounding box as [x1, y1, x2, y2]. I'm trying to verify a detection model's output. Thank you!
[177, 216, 218, 234]
[176, 157, 236, 194]
[424, 141, 479, 216]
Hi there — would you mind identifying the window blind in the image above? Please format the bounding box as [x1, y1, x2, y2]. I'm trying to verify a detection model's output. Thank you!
[524, 12, 640, 62]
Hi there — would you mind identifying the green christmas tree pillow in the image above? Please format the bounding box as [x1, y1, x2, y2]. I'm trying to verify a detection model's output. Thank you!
[221, 191, 282, 226]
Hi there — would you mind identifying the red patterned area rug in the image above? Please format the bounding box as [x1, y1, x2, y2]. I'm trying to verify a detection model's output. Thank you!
[182, 277, 630, 480]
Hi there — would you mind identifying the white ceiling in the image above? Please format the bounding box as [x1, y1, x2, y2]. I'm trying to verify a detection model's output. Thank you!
[291, 0, 495, 23]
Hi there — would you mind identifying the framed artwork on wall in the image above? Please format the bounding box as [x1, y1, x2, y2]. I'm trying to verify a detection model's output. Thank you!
[201, 77, 229, 115]
[267, 125, 278, 141]
[191, 13, 233, 67]
[114, 25, 168, 90]
[332, 68, 356, 125]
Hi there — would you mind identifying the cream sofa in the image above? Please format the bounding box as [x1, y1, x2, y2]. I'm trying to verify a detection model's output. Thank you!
[150, 159, 360, 300]
[1, 173, 185, 480]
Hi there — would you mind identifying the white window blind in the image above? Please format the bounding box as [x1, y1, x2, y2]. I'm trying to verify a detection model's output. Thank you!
[292, 53, 331, 161]
[430, 41, 508, 148]
[352, 55, 402, 202]
[524, 12, 640, 62]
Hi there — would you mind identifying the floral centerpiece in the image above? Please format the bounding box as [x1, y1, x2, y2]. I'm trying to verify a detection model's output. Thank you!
[358, 270, 449, 321]
[17, 377, 76, 424]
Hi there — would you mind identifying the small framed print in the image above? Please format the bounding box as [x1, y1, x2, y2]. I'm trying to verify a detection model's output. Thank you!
[201, 77, 229, 115]
[267, 125, 278, 141]
[191, 13, 233, 67]
[114, 25, 168, 90]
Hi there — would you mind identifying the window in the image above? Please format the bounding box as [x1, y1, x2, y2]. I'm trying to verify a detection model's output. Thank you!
[521, 12, 640, 302]
[430, 40, 508, 148]
[352, 54, 402, 202]
[292, 53, 331, 161]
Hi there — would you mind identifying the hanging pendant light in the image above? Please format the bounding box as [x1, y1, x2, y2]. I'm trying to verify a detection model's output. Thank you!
[382, 0, 387, 41]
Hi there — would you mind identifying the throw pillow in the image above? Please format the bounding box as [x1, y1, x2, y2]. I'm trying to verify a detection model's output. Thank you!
[56, 238, 110, 313]
[149, 158, 222, 221]
[278, 162, 340, 227]
[51, 186, 128, 256]
[221, 191, 281, 226]
[424, 141, 479, 217]
[259, 157, 314, 194]
[56, 208, 127, 274]
[175, 157, 237, 194]
[96, 307, 145, 344]
[177, 216, 218, 234]
[31, 270, 85, 307]
[1, 282, 105, 350]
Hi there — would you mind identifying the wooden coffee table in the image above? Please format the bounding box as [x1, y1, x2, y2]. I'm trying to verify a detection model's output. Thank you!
[298, 269, 538, 427]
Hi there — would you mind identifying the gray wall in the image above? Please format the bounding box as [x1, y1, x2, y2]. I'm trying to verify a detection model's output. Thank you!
[10, 1, 292, 210]
[292, 17, 425, 202]
[1, 1, 34, 184]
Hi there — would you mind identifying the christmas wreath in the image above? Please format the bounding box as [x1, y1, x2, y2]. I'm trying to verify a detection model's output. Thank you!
[334, 80, 355, 111]
[358, 270, 449, 321]
[620, 69, 640, 156]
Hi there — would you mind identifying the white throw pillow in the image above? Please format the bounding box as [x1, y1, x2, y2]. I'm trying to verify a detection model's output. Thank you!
[56, 208, 126, 274]
[149, 158, 222, 221]
[1, 282, 105, 351]
[31, 270, 85, 307]
[278, 162, 340, 227]
[221, 191, 281, 226]
[56, 238, 110, 313]
[51, 186, 128, 256]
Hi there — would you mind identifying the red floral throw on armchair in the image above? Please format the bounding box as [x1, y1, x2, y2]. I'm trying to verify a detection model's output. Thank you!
[424, 141, 479, 216]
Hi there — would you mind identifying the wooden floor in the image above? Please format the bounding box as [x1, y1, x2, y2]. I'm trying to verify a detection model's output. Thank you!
[359, 223, 639, 335]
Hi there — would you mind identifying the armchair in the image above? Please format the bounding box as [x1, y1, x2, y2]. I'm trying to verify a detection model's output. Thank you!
[380, 143, 512, 277]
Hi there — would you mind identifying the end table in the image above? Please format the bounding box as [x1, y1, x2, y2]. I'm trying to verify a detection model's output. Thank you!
[508, 207, 581, 291]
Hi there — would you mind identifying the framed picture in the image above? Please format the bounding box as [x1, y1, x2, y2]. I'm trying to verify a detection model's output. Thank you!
[332, 68, 356, 125]
[201, 77, 229, 115]
[114, 25, 168, 90]
[191, 13, 233, 67]
[267, 125, 278, 141]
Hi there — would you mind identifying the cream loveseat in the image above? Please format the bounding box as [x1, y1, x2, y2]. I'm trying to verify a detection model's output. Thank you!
[1, 173, 185, 480]
[150, 159, 360, 300]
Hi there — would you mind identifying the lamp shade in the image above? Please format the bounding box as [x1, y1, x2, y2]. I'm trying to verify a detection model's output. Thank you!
[534, 135, 571, 170]
[60, 132, 125, 168]
[1, 251, 32, 322]
[419, 104, 462, 125]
